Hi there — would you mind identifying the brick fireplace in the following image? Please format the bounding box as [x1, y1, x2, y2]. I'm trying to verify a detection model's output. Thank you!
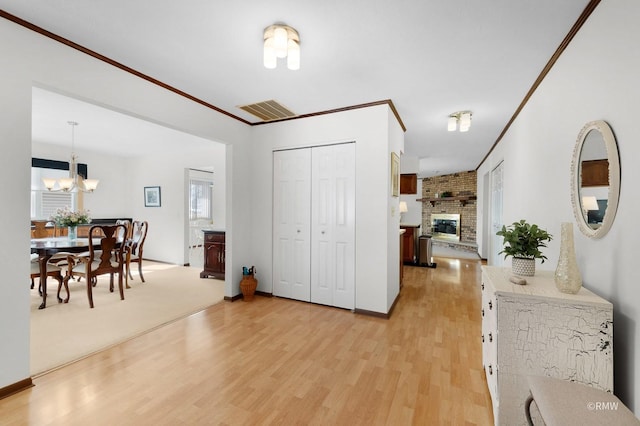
[421, 171, 477, 251]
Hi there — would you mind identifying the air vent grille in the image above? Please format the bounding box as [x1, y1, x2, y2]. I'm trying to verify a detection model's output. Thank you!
[238, 100, 297, 121]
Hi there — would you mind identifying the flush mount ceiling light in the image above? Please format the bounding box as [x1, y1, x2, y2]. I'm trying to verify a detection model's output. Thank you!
[42, 121, 99, 193]
[263, 24, 300, 70]
[447, 111, 473, 132]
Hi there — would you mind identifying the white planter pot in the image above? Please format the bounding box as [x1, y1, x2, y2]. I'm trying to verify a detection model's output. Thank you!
[512, 257, 535, 276]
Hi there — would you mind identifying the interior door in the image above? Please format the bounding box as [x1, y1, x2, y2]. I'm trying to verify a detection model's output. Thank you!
[490, 161, 504, 266]
[272, 149, 312, 301]
[311, 143, 355, 309]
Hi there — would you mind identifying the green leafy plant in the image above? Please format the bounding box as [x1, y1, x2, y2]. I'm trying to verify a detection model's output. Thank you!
[496, 220, 553, 263]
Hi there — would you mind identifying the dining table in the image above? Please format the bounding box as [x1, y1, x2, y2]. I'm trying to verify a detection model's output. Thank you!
[30, 237, 100, 309]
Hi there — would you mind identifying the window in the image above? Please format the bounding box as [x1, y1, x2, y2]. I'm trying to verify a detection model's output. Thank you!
[189, 178, 213, 221]
[31, 166, 76, 220]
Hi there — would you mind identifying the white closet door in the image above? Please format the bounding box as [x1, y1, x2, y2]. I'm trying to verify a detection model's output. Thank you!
[311, 143, 355, 309]
[273, 149, 311, 301]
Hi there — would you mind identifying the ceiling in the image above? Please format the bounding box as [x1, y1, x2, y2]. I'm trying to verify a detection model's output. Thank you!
[1, 0, 592, 176]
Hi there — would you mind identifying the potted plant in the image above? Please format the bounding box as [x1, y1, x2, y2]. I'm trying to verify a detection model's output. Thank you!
[496, 220, 552, 276]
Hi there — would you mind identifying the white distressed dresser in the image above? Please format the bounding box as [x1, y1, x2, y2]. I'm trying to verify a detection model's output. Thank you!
[481, 266, 613, 425]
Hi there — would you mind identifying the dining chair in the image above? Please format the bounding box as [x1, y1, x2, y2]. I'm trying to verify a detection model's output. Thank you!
[30, 253, 66, 296]
[114, 219, 132, 287]
[115, 219, 132, 240]
[59, 224, 127, 308]
[125, 220, 148, 286]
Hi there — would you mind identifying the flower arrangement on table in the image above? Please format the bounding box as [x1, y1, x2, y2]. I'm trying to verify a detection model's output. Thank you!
[49, 206, 92, 227]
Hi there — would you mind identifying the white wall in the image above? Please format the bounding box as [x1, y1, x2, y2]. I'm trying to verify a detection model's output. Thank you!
[387, 108, 405, 309]
[0, 17, 252, 390]
[249, 104, 403, 314]
[399, 154, 423, 227]
[477, 0, 640, 412]
[127, 142, 226, 265]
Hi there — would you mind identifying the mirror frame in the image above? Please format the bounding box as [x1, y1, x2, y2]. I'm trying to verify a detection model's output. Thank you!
[570, 120, 620, 239]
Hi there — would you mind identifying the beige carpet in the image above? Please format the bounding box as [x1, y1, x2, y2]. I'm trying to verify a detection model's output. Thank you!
[30, 261, 224, 376]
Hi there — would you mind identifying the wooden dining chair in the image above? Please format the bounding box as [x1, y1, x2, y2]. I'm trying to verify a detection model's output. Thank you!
[30, 254, 65, 295]
[59, 224, 127, 308]
[115, 219, 132, 240]
[125, 220, 148, 286]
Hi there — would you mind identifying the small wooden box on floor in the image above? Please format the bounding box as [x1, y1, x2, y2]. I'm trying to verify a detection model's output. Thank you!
[480, 266, 613, 425]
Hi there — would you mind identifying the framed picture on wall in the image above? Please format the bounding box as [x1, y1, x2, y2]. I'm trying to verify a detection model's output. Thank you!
[144, 186, 161, 207]
[391, 152, 400, 197]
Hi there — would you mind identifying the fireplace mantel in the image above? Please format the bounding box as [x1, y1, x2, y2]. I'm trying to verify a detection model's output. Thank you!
[417, 195, 477, 207]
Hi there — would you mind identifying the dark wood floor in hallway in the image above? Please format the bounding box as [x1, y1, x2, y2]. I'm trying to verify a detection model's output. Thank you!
[0, 256, 493, 425]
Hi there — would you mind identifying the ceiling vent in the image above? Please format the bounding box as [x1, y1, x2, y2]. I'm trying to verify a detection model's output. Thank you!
[238, 100, 297, 122]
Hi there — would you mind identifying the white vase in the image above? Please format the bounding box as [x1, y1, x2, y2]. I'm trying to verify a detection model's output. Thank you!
[555, 222, 582, 294]
[68, 226, 77, 240]
[512, 257, 535, 276]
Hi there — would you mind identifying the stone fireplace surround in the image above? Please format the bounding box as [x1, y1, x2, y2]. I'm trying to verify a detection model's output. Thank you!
[420, 171, 478, 253]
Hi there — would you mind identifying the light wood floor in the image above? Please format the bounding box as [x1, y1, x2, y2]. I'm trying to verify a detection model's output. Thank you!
[0, 256, 493, 425]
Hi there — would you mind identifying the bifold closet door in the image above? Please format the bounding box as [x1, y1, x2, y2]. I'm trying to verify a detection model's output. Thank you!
[311, 143, 355, 309]
[272, 149, 311, 301]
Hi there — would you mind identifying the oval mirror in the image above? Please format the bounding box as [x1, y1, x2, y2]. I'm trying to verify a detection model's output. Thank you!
[571, 120, 620, 238]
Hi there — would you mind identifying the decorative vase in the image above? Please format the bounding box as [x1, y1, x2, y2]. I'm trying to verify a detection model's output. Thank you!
[68, 226, 77, 241]
[240, 274, 258, 301]
[512, 257, 535, 276]
[555, 222, 582, 294]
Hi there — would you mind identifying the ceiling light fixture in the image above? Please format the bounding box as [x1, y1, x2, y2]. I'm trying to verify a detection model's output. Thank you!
[447, 111, 473, 132]
[263, 24, 300, 70]
[42, 121, 99, 193]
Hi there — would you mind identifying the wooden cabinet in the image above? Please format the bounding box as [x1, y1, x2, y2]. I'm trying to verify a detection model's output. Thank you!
[400, 173, 417, 194]
[581, 159, 609, 187]
[200, 231, 225, 279]
[400, 225, 418, 264]
[481, 266, 613, 425]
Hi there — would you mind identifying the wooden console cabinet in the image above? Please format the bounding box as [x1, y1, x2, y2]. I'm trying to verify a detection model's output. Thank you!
[481, 266, 613, 425]
[200, 230, 225, 279]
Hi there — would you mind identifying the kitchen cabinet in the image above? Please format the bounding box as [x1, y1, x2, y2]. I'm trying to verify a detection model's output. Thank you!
[400, 173, 417, 194]
[581, 159, 609, 187]
[400, 225, 419, 264]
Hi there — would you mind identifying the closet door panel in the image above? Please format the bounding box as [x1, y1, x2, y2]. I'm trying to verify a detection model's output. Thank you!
[273, 149, 311, 301]
[330, 144, 356, 309]
[311, 143, 355, 309]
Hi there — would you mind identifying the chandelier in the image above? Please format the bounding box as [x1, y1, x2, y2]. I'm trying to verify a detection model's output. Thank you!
[263, 24, 300, 70]
[447, 111, 473, 132]
[42, 121, 99, 193]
